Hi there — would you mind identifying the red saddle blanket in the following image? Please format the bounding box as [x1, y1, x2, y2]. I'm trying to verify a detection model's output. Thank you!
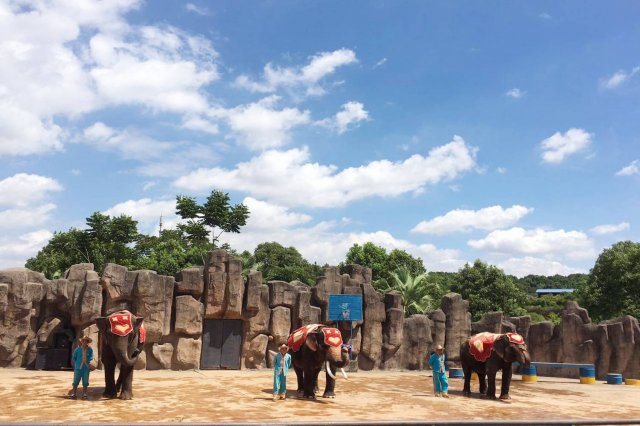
[108, 311, 146, 343]
[469, 332, 524, 361]
[288, 324, 343, 352]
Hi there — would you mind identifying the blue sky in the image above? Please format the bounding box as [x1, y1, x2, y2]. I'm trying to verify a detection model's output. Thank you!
[1, 1, 639, 276]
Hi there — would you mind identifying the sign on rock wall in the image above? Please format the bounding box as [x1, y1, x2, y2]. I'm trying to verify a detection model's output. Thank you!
[328, 294, 363, 321]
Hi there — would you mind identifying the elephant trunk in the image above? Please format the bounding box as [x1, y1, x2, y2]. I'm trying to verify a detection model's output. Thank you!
[111, 339, 139, 367]
[517, 348, 531, 367]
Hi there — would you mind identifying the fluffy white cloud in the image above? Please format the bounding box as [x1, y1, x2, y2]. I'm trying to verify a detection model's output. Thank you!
[540, 128, 593, 163]
[242, 197, 311, 231]
[498, 257, 584, 277]
[185, 3, 209, 15]
[174, 135, 478, 207]
[0, 103, 64, 156]
[505, 88, 525, 98]
[219, 96, 310, 150]
[0, 174, 63, 207]
[234, 48, 357, 96]
[468, 227, 596, 260]
[589, 222, 630, 236]
[0, 229, 53, 269]
[616, 160, 640, 176]
[104, 198, 178, 235]
[411, 205, 533, 235]
[317, 101, 369, 134]
[0, 204, 57, 230]
[602, 66, 639, 89]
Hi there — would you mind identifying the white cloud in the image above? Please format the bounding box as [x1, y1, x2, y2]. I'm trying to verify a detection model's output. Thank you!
[234, 48, 357, 97]
[540, 128, 593, 163]
[589, 222, 630, 236]
[373, 58, 387, 69]
[174, 135, 478, 208]
[242, 197, 311, 231]
[0, 204, 57, 229]
[0, 229, 53, 269]
[497, 167, 507, 174]
[317, 101, 369, 134]
[498, 257, 583, 278]
[468, 227, 596, 260]
[185, 3, 209, 15]
[103, 198, 178, 235]
[0, 103, 64, 156]
[616, 160, 640, 176]
[538, 13, 552, 20]
[182, 115, 219, 135]
[0, 174, 63, 208]
[220, 96, 311, 150]
[602, 67, 639, 89]
[411, 205, 533, 235]
[506, 88, 525, 98]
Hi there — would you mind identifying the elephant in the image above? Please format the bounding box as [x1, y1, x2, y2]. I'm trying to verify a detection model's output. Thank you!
[460, 332, 530, 400]
[287, 324, 350, 399]
[95, 310, 145, 400]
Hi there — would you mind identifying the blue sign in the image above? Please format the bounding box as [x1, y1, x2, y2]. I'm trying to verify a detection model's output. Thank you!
[328, 294, 363, 321]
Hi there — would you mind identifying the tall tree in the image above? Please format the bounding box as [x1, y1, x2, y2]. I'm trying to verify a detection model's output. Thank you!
[577, 241, 640, 321]
[452, 260, 527, 321]
[175, 190, 249, 246]
[343, 242, 426, 286]
[253, 242, 317, 285]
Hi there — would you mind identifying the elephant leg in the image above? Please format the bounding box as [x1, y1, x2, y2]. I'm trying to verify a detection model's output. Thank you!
[499, 363, 512, 400]
[102, 347, 117, 398]
[322, 369, 337, 398]
[486, 368, 497, 400]
[294, 365, 304, 398]
[118, 365, 134, 400]
[302, 364, 317, 398]
[462, 365, 472, 396]
[479, 373, 487, 395]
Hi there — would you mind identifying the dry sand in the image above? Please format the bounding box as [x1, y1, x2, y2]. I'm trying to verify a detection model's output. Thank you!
[0, 368, 639, 424]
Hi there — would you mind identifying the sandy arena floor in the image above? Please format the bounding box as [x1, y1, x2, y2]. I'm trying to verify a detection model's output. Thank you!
[0, 368, 639, 424]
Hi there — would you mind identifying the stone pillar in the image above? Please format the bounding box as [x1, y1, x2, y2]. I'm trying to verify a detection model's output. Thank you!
[381, 291, 404, 369]
[441, 293, 471, 367]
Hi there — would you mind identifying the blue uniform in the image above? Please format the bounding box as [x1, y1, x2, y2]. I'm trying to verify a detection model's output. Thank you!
[72, 346, 93, 388]
[428, 352, 448, 394]
[273, 352, 291, 394]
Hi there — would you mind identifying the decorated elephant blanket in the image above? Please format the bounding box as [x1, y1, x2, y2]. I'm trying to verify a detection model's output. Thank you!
[469, 332, 525, 361]
[287, 324, 343, 352]
[108, 311, 146, 343]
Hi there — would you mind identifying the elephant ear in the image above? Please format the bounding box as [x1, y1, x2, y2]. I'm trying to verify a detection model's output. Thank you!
[493, 335, 509, 360]
[305, 333, 318, 352]
[95, 317, 109, 334]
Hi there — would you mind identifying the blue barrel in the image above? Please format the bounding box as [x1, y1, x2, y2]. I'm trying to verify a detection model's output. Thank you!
[579, 367, 596, 378]
[521, 366, 537, 376]
[449, 368, 464, 379]
[606, 373, 623, 385]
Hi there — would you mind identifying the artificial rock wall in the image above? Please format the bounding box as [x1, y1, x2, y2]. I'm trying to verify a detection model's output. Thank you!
[1, 249, 639, 379]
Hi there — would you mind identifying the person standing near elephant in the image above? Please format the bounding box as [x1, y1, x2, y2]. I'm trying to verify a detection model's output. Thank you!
[273, 344, 291, 401]
[70, 336, 93, 400]
[428, 345, 449, 398]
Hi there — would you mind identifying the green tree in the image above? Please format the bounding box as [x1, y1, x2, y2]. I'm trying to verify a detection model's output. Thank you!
[452, 260, 527, 321]
[175, 190, 249, 246]
[577, 241, 640, 321]
[380, 267, 441, 317]
[387, 249, 426, 277]
[253, 242, 317, 285]
[25, 229, 90, 278]
[343, 242, 426, 287]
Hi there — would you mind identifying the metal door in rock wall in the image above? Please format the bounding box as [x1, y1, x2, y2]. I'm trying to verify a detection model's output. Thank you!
[200, 319, 243, 370]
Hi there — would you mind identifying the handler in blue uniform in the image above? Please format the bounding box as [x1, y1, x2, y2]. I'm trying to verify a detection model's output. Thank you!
[273, 343, 292, 401]
[428, 344, 449, 398]
[70, 336, 93, 400]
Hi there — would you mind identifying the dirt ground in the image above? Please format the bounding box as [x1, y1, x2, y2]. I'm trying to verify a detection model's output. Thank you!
[1, 368, 639, 424]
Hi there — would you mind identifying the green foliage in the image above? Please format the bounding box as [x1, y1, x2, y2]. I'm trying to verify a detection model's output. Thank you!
[379, 267, 441, 317]
[253, 242, 318, 285]
[514, 273, 588, 295]
[343, 242, 426, 284]
[577, 241, 640, 321]
[176, 190, 249, 246]
[522, 293, 574, 323]
[452, 260, 527, 321]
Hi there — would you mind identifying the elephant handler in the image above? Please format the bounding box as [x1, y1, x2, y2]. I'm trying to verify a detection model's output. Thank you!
[273, 343, 292, 401]
[70, 336, 93, 400]
[428, 345, 449, 398]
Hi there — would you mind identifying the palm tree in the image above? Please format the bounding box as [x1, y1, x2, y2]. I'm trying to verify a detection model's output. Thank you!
[381, 267, 441, 317]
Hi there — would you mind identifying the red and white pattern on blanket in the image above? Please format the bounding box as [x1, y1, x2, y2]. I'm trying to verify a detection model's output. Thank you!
[288, 324, 322, 352]
[469, 332, 525, 362]
[321, 327, 343, 347]
[109, 311, 145, 343]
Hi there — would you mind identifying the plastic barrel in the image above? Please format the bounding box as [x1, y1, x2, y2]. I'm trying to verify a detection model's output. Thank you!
[579, 366, 596, 384]
[606, 373, 623, 385]
[449, 368, 464, 379]
[521, 365, 537, 383]
[625, 378, 640, 385]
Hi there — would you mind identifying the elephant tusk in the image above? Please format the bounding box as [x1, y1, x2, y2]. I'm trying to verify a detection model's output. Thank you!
[340, 368, 348, 380]
[326, 360, 337, 379]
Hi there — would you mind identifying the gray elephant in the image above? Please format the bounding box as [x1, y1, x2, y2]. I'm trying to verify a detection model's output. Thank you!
[95, 311, 145, 400]
[460, 332, 530, 400]
[288, 324, 350, 399]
